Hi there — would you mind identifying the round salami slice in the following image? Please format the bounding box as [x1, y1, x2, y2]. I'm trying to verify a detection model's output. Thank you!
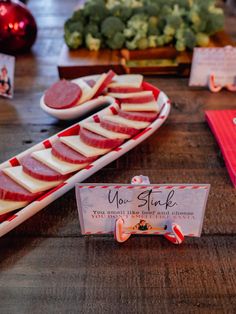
[118, 110, 158, 122]
[100, 119, 139, 136]
[0, 171, 41, 202]
[52, 141, 98, 164]
[21, 155, 69, 181]
[44, 79, 82, 109]
[80, 127, 124, 149]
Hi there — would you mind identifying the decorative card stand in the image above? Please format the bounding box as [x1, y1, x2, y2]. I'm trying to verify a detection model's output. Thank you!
[76, 179, 210, 245]
[114, 176, 184, 245]
[208, 74, 236, 92]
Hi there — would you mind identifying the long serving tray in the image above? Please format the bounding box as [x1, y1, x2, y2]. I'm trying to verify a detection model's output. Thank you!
[0, 82, 171, 237]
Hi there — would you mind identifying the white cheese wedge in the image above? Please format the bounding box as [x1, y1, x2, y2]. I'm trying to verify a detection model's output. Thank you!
[3, 166, 61, 194]
[107, 90, 153, 99]
[73, 79, 93, 105]
[103, 115, 150, 129]
[81, 122, 130, 139]
[121, 101, 159, 112]
[108, 74, 143, 88]
[32, 149, 88, 175]
[0, 199, 28, 215]
[60, 136, 110, 157]
[89, 73, 107, 98]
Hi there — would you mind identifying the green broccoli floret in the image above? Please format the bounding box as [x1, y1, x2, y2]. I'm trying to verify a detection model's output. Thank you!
[137, 37, 149, 50]
[160, 5, 172, 16]
[85, 23, 100, 37]
[64, 19, 84, 34]
[184, 29, 196, 49]
[85, 33, 102, 51]
[148, 16, 158, 28]
[126, 14, 149, 37]
[84, 2, 109, 23]
[124, 28, 135, 38]
[175, 40, 186, 52]
[148, 35, 158, 48]
[106, 32, 125, 49]
[101, 16, 125, 39]
[175, 27, 196, 50]
[111, 5, 133, 22]
[166, 15, 182, 30]
[196, 32, 210, 46]
[64, 31, 83, 49]
[205, 12, 224, 35]
[156, 35, 165, 47]
[64, 18, 84, 50]
[125, 38, 137, 50]
[163, 25, 175, 37]
[144, 4, 159, 17]
[163, 34, 173, 44]
[148, 25, 160, 36]
[71, 9, 86, 24]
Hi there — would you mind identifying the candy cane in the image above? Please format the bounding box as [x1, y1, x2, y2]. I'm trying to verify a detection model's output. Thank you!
[164, 223, 184, 245]
[115, 175, 150, 243]
[208, 74, 222, 93]
[226, 83, 236, 92]
[114, 217, 131, 243]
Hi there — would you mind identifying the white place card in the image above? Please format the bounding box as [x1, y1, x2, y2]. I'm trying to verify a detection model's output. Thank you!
[0, 53, 15, 99]
[76, 184, 210, 237]
[189, 46, 236, 87]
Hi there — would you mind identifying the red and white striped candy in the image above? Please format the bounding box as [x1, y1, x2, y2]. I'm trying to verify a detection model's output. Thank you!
[114, 217, 131, 243]
[208, 74, 222, 93]
[164, 223, 184, 245]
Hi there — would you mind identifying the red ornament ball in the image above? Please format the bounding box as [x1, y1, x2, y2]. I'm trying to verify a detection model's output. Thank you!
[0, 0, 37, 54]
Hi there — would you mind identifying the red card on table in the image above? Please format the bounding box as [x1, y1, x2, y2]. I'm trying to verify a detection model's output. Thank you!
[205, 110, 236, 187]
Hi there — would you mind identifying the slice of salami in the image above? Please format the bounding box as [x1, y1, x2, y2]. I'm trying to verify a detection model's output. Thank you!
[0, 171, 41, 202]
[52, 141, 98, 164]
[44, 80, 82, 109]
[118, 110, 158, 122]
[21, 155, 69, 181]
[80, 127, 124, 149]
[100, 119, 139, 136]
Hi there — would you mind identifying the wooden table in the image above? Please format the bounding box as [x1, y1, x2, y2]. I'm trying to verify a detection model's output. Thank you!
[0, 1, 236, 313]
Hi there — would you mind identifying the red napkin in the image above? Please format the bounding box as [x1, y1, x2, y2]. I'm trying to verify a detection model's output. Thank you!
[205, 110, 236, 188]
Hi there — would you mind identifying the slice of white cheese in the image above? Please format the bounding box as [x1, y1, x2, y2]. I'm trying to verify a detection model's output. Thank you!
[73, 79, 93, 105]
[60, 136, 110, 157]
[107, 90, 153, 99]
[103, 115, 150, 129]
[89, 73, 107, 98]
[108, 74, 143, 88]
[121, 101, 159, 112]
[32, 149, 88, 175]
[3, 166, 61, 194]
[81, 122, 130, 139]
[0, 199, 28, 215]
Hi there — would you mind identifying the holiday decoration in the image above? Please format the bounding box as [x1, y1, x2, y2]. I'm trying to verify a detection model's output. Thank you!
[0, 0, 37, 54]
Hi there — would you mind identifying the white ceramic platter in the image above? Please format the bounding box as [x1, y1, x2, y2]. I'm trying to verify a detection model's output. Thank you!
[0, 82, 170, 237]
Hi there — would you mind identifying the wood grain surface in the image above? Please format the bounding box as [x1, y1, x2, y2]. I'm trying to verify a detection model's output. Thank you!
[0, 1, 236, 313]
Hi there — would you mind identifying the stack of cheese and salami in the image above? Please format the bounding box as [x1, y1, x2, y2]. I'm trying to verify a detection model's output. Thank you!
[0, 72, 162, 220]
